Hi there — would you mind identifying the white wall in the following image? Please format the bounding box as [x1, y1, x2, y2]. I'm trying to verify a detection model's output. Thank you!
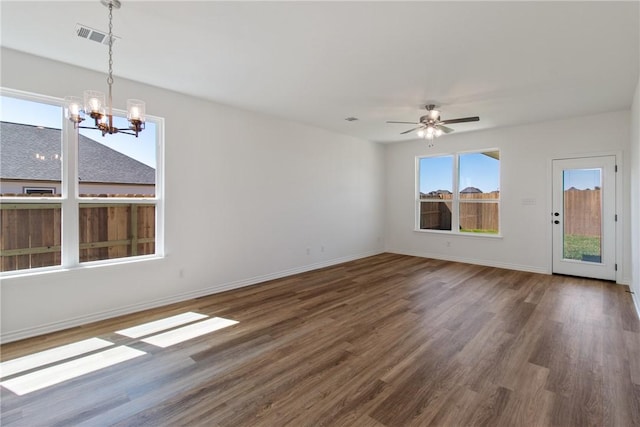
[385, 111, 632, 281]
[0, 48, 386, 342]
[630, 75, 640, 315]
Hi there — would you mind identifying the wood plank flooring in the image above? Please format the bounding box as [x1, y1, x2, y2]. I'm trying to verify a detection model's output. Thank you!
[1, 253, 639, 426]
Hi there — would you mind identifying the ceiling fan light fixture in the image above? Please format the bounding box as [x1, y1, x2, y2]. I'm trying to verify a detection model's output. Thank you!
[387, 105, 479, 145]
[427, 109, 440, 121]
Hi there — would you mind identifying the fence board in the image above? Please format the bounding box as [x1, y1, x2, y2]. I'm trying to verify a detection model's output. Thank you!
[564, 188, 601, 236]
[0, 205, 61, 271]
[1, 203, 154, 272]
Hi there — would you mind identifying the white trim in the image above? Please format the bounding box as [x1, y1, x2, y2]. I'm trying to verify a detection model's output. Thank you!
[0, 250, 383, 344]
[387, 248, 550, 275]
[548, 151, 624, 283]
[632, 291, 640, 321]
[1, 87, 165, 274]
[416, 149, 501, 234]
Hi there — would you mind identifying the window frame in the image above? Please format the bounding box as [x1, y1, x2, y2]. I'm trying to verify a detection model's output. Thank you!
[0, 87, 164, 276]
[415, 149, 501, 237]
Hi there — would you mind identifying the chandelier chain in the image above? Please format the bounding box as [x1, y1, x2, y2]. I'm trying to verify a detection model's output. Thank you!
[107, 2, 114, 119]
[107, 3, 114, 87]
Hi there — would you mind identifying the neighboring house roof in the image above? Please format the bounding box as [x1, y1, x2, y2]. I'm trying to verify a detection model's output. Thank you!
[0, 121, 155, 185]
[460, 186, 482, 193]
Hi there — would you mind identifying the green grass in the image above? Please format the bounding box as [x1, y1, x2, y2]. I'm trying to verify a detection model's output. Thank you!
[563, 234, 601, 260]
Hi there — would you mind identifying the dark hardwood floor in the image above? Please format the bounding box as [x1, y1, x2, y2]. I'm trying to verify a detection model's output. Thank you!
[1, 253, 639, 426]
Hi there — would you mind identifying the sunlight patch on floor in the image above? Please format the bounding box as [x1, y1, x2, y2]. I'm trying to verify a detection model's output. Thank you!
[0, 346, 146, 396]
[1, 312, 239, 396]
[0, 337, 113, 378]
[116, 311, 209, 338]
[141, 317, 239, 348]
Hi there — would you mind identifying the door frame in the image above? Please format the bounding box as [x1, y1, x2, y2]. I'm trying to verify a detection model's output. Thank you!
[547, 152, 622, 283]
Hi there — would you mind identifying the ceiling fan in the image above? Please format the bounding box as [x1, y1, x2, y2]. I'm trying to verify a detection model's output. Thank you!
[387, 104, 479, 143]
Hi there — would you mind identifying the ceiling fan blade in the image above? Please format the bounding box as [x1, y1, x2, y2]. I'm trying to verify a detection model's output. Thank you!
[438, 125, 454, 134]
[387, 121, 420, 125]
[439, 116, 480, 125]
[400, 127, 422, 135]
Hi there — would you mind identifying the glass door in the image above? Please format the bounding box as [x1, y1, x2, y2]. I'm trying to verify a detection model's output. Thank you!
[552, 156, 616, 280]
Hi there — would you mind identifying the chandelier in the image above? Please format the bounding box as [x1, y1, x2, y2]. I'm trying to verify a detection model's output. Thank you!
[65, 0, 145, 137]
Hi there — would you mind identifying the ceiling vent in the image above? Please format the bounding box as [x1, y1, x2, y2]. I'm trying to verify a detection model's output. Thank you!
[75, 24, 119, 45]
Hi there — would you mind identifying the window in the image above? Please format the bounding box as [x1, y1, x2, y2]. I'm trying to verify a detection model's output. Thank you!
[0, 89, 163, 274]
[24, 187, 56, 194]
[417, 150, 500, 234]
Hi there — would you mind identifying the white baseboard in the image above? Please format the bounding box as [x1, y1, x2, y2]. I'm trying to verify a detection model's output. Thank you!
[0, 250, 383, 344]
[632, 291, 640, 321]
[385, 248, 550, 275]
[387, 249, 640, 319]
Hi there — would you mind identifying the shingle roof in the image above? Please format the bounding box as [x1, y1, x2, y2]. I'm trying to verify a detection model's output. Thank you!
[0, 121, 155, 184]
[460, 186, 482, 193]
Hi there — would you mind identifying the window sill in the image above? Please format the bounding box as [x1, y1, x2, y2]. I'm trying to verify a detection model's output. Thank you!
[413, 229, 503, 239]
[0, 255, 164, 279]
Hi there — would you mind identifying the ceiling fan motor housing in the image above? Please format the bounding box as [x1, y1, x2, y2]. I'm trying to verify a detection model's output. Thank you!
[420, 114, 440, 125]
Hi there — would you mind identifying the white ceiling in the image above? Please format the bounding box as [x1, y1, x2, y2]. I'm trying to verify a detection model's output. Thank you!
[1, 1, 639, 143]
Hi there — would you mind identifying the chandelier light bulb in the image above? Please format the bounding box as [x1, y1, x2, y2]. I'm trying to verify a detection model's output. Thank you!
[84, 90, 105, 116]
[127, 99, 145, 121]
[435, 128, 443, 137]
[426, 126, 435, 135]
[417, 129, 425, 138]
[64, 96, 84, 124]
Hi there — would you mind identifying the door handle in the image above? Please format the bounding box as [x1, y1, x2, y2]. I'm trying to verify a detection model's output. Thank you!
[554, 212, 560, 216]
[554, 220, 560, 224]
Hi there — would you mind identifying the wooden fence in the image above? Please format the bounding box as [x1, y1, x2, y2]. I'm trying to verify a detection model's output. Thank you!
[564, 188, 601, 236]
[420, 193, 499, 232]
[0, 199, 155, 272]
[420, 189, 601, 235]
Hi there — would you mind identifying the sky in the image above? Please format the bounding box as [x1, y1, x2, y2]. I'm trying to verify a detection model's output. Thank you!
[563, 169, 601, 190]
[419, 152, 602, 194]
[0, 95, 157, 168]
[419, 152, 500, 194]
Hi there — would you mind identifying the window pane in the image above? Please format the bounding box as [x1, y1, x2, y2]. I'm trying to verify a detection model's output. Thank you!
[419, 156, 453, 199]
[563, 168, 602, 262]
[79, 117, 156, 197]
[79, 204, 155, 263]
[459, 151, 500, 199]
[1, 204, 62, 272]
[459, 201, 499, 234]
[1, 96, 62, 196]
[419, 201, 452, 230]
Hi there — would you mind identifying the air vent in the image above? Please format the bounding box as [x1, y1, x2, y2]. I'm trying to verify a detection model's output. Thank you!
[75, 24, 119, 45]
